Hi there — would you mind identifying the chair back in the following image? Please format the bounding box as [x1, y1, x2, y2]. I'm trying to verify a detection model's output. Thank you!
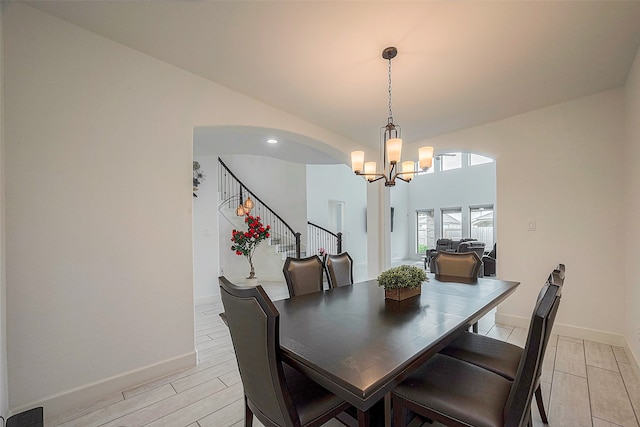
[283, 256, 324, 297]
[488, 242, 497, 258]
[549, 270, 563, 286]
[433, 251, 482, 278]
[219, 277, 298, 427]
[556, 263, 566, 281]
[434, 238, 452, 252]
[457, 241, 486, 258]
[325, 252, 354, 288]
[504, 284, 562, 426]
[547, 263, 566, 287]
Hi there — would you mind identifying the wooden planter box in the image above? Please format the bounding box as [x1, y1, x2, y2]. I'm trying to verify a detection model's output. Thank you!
[385, 286, 421, 301]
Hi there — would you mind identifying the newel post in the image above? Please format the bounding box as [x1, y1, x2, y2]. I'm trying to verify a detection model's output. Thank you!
[295, 232, 301, 258]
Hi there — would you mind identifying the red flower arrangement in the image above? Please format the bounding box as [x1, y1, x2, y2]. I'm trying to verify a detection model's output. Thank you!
[230, 214, 271, 279]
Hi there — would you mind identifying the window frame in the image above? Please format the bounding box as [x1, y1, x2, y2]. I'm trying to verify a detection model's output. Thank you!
[416, 209, 435, 253]
[469, 204, 495, 248]
[440, 207, 462, 240]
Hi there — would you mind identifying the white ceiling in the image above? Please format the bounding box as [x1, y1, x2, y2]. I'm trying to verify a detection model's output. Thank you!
[25, 1, 640, 161]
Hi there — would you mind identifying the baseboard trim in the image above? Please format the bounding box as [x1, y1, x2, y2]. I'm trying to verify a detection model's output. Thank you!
[624, 337, 640, 380]
[495, 313, 627, 347]
[11, 351, 197, 420]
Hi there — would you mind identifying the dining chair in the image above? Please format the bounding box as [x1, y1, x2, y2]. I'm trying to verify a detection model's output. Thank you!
[433, 251, 483, 332]
[325, 252, 354, 288]
[439, 267, 565, 424]
[433, 251, 483, 278]
[219, 276, 352, 427]
[283, 256, 325, 297]
[550, 263, 565, 285]
[392, 283, 562, 427]
[483, 242, 497, 276]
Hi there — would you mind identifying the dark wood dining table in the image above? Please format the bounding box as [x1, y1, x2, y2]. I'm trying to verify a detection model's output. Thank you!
[272, 273, 519, 427]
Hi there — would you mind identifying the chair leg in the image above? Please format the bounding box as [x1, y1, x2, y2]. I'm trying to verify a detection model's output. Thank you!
[535, 385, 549, 424]
[245, 397, 253, 427]
[392, 395, 406, 427]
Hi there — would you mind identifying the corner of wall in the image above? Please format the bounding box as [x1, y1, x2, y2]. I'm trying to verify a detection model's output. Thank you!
[0, 2, 10, 420]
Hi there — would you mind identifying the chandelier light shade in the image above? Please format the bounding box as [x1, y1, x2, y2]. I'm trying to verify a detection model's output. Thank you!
[386, 138, 402, 164]
[364, 161, 377, 181]
[243, 196, 254, 211]
[351, 47, 434, 186]
[351, 151, 365, 173]
[419, 146, 434, 170]
[402, 161, 415, 181]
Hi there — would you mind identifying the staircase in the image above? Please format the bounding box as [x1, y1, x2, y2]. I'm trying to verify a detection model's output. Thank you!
[218, 158, 303, 260]
[218, 201, 303, 260]
[217, 157, 345, 279]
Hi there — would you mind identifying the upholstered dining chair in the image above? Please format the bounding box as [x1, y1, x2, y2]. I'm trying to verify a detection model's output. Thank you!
[433, 251, 483, 332]
[219, 277, 351, 427]
[425, 238, 453, 269]
[433, 251, 483, 279]
[283, 256, 325, 297]
[325, 252, 354, 288]
[483, 242, 497, 276]
[439, 266, 566, 424]
[549, 263, 565, 286]
[392, 283, 562, 427]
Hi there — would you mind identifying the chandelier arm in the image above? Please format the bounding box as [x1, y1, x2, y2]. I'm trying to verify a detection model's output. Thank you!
[387, 161, 397, 181]
[354, 172, 386, 183]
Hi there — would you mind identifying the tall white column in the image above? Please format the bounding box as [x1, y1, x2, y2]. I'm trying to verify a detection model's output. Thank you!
[366, 182, 391, 279]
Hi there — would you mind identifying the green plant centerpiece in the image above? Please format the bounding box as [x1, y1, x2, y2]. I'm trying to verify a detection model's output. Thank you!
[378, 265, 427, 301]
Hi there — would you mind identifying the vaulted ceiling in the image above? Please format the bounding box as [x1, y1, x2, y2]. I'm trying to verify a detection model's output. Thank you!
[26, 1, 640, 154]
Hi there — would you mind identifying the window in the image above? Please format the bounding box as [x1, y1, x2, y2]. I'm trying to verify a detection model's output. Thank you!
[441, 208, 462, 240]
[416, 210, 435, 252]
[440, 153, 462, 171]
[470, 206, 494, 248]
[470, 154, 493, 166]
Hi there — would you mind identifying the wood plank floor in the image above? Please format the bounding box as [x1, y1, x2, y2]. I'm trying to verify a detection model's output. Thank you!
[47, 280, 640, 427]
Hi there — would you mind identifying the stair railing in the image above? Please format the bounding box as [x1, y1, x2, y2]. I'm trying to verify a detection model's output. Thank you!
[307, 222, 342, 256]
[218, 157, 301, 258]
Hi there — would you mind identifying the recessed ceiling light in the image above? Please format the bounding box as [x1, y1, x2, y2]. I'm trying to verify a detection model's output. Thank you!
[267, 139, 278, 144]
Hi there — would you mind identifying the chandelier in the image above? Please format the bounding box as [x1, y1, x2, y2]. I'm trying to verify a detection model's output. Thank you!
[351, 47, 434, 186]
[236, 187, 254, 216]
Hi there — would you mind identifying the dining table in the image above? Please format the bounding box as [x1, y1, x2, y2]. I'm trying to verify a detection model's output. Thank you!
[271, 273, 519, 427]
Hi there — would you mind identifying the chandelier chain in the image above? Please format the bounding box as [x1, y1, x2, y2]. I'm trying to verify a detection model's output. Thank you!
[388, 57, 393, 124]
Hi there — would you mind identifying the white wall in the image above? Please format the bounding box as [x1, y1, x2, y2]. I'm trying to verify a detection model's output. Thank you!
[406, 89, 626, 340]
[624, 44, 640, 365]
[0, 2, 8, 419]
[3, 3, 358, 417]
[306, 164, 367, 266]
[192, 155, 220, 302]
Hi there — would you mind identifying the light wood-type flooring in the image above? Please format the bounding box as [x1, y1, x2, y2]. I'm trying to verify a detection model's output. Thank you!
[47, 280, 640, 427]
